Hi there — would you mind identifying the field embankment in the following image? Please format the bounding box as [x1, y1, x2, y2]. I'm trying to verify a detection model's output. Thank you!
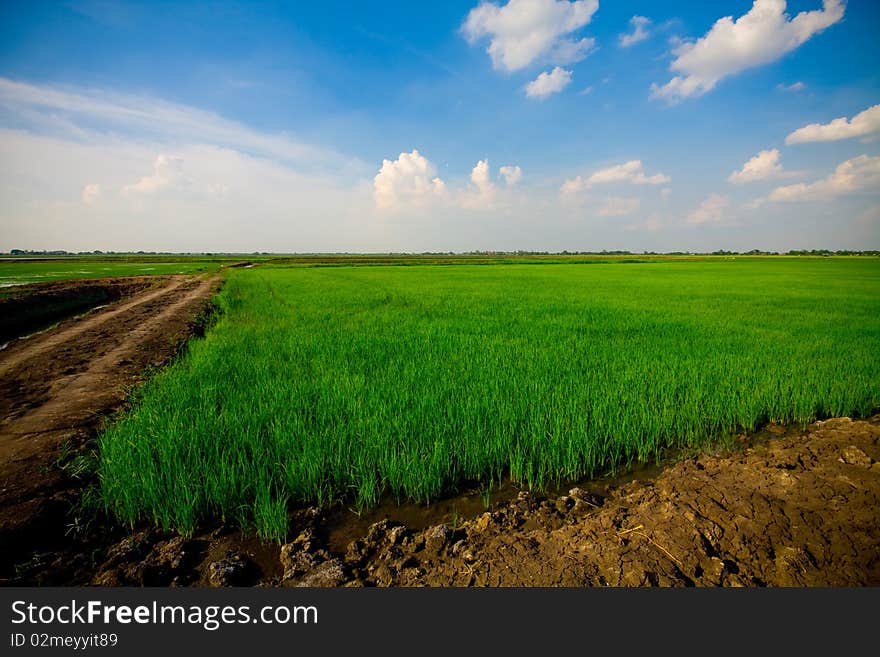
[0, 276, 161, 343]
[0, 274, 221, 576]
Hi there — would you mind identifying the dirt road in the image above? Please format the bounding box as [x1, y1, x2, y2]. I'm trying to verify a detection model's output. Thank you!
[0, 274, 221, 570]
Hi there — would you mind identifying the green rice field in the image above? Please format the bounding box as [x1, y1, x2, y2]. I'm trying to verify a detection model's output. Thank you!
[97, 258, 880, 539]
[0, 256, 232, 287]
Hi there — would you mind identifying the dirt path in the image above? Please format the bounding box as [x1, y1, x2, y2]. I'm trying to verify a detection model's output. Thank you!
[0, 274, 221, 567]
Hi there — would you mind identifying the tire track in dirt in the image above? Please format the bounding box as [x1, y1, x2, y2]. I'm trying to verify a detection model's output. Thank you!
[7, 276, 217, 437]
[0, 277, 188, 379]
[0, 274, 221, 567]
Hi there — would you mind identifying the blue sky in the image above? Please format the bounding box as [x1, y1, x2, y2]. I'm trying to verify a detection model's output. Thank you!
[1, 0, 878, 252]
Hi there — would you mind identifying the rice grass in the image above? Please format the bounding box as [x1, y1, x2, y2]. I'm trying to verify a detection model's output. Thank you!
[97, 258, 880, 540]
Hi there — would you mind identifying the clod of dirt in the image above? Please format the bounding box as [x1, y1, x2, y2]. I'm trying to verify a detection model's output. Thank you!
[296, 559, 349, 587]
[424, 524, 452, 553]
[841, 446, 873, 468]
[207, 551, 254, 587]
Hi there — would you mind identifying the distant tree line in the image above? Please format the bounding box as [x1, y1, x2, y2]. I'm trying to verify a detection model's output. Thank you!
[6, 248, 880, 257]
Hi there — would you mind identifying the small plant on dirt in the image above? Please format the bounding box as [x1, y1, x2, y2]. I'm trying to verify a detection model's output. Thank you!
[449, 509, 459, 533]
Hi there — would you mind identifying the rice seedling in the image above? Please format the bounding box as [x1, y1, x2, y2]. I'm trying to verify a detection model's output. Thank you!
[97, 258, 880, 540]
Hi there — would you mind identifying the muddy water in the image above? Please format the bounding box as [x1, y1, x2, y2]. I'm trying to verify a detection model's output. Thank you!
[322, 458, 671, 554]
[321, 421, 809, 555]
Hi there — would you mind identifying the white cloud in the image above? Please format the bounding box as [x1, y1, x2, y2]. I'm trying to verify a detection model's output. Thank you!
[0, 76, 351, 168]
[651, 1, 845, 103]
[561, 161, 669, 196]
[777, 81, 806, 92]
[463, 158, 497, 208]
[597, 196, 640, 217]
[461, 0, 598, 72]
[660, 187, 672, 200]
[525, 66, 572, 98]
[373, 154, 522, 211]
[373, 150, 447, 210]
[560, 176, 587, 195]
[460, 159, 524, 208]
[728, 148, 799, 183]
[785, 104, 880, 145]
[122, 154, 185, 195]
[687, 193, 730, 224]
[586, 160, 670, 187]
[578, 85, 594, 96]
[767, 154, 880, 202]
[81, 183, 101, 205]
[619, 16, 651, 48]
[0, 129, 370, 252]
[499, 165, 523, 185]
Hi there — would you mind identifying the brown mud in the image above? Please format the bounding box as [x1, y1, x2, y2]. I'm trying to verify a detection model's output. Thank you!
[0, 274, 221, 576]
[1, 276, 878, 586]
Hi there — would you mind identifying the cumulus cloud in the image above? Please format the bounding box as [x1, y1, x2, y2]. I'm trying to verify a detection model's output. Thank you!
[767, 154, 880, 202]
[785, 104, 880, 145]
[562, 160, 670, 194]
[525, 66, 572, 98]
[728, 148, 799, 183]
[373, 153, 521, 211]
[461, 0, 598, 72]
[373, 150, 447, 210]
[499, 165, 523, 185]
[597, 196, 640, 217]
[463, 159, 497, 207]
[123, 154, 184, 195]
[777, 81, 806, 92]
[651, 1, 845, 103]
[81, 183, 101, 205]
[687, 193, 730, 224]
[461, 159, 525, 208]
[619, 16, 651, 48]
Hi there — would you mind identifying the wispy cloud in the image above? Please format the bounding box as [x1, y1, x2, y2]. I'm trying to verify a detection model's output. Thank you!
[619, 16, 651, 48]
[0, 77, 357, 170]
[687, 193, 730, 224]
